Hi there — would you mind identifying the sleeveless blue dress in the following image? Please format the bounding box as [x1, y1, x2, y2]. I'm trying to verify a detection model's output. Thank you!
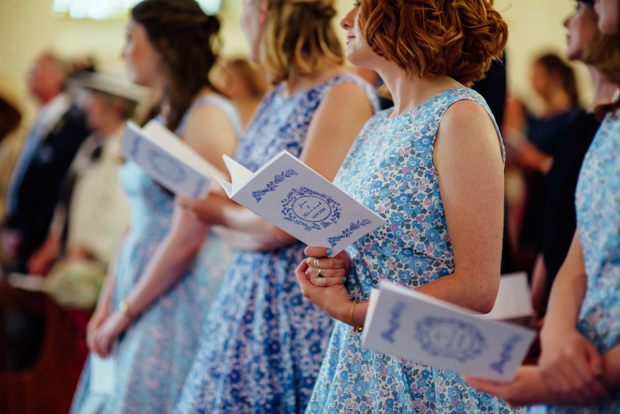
[70, 95, 242, 414]
[307, 87, 516, 414]
[173, 73, 379, 414]
[527, 110, 620, 413]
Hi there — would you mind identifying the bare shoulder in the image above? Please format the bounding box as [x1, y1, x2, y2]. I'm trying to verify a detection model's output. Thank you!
[439, 99, 498, 141]
[318, 81, 374, 115]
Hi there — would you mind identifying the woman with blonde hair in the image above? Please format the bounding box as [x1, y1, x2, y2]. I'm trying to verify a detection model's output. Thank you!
[295, 0, 512, 412]
[173, 0, 378, 412]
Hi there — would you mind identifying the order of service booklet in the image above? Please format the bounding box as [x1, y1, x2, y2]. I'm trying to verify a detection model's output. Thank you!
[89, 352, 116, 395]
[213, 150, 387, 257]
[121, 120, 226, 199]
[362, 282, 537, 382]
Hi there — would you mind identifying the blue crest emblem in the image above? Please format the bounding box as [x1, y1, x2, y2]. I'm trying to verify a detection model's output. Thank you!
[281, 187, 341, 231]
[415, 317, 486, 363]
[148, 150, 186, 184]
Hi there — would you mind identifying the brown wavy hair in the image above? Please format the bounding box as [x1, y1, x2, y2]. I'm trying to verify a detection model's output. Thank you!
[358, 0, 508, 86]
[132, 0, 221, 131]
[262, 0, 344, 85]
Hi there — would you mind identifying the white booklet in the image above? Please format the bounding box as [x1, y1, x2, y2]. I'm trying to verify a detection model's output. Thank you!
[214, 150, 387, 257]
[89, 352, 116, 395]
[121, 120, 227, 199]
[481, 272, 535, 321]
[362, 282, 536, 382]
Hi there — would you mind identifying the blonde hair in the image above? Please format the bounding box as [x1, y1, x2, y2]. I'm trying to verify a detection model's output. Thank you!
[262, 0, 343, 85]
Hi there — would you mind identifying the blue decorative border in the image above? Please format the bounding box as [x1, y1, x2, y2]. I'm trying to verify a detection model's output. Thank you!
[381, 301, 407, 344]
[147, 150, 187, 184]
[490, 335, 523, 374]
[129, 134, 140, 158]
[252, 169, 298, 203]
[281, 186, 341, 231]
[192, 178, 208, 199]
[327, 219, 372, 247]
[415, 316, 486, 363]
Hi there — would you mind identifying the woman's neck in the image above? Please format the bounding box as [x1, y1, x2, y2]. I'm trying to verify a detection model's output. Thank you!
[280, 59, 345, 97]
[376, 62, 460, 117]
[587, 65, 618, 112]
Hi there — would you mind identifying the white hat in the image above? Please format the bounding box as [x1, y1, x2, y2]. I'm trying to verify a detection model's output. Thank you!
[75, 72, 150, 103]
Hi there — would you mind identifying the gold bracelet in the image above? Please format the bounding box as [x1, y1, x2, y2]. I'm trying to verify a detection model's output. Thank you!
[120, 299, 136, 319]
[350, 300, 363, 333]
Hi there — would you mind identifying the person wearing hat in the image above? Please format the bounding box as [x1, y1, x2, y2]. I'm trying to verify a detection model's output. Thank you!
[28, 73, 148, 275]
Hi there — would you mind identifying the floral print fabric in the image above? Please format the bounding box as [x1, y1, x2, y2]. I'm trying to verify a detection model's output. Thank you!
[173, 74, 379, 414]
[308, 87, 517, 414]
[527, 110, 620, 414]
[70, 96, 238, 414]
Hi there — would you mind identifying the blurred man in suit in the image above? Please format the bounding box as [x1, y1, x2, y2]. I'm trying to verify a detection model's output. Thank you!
[1, 52, 91, 273]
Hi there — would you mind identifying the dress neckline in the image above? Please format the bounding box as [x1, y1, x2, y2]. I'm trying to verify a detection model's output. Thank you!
[385, 86, 467, 120]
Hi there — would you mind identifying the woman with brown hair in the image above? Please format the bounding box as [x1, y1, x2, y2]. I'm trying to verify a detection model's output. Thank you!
[295, 0, 512, 412]
[70, 1, 241, 413]
[172, 0, 378, 412]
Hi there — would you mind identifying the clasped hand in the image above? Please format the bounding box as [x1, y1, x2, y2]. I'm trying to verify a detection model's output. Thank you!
[295, 246, 353, 322]
[87, 303, 131, 358]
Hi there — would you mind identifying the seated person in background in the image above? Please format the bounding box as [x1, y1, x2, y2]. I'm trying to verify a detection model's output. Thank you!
[530, 0, 620, 315]
[28, 73, 147, 275]
[1, 52, 91, 273]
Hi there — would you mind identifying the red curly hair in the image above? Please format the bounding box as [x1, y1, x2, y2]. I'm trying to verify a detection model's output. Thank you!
[359, 0, 508, 86]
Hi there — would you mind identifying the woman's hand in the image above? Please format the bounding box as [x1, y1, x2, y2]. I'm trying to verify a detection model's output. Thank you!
[178, 192, 235, 226]
[86, 299, 111, 351]
[296, 246, 355, 323]
[538, 325, 608, 403]
[303, 246, 351, 287]
[92, 310, 132, 357]
[465, 366, 561, 407]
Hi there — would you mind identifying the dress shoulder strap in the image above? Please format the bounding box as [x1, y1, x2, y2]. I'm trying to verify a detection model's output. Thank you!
[176, 94, 243, 138]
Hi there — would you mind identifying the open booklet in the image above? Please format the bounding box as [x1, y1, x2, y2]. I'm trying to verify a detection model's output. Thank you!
[214, 150, 387, 257]
[362, 282, 536, 382]
[121, 120, 226, 199]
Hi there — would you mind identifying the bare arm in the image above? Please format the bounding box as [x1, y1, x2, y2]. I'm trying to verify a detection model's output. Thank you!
[183, 82, 375, 252]
[298, 100, 505, 325]
[92, 99, 238, 356]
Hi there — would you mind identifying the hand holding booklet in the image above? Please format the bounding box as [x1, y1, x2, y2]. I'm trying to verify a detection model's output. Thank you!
[213, 151, 387, 257]
[121, 120, 226, 199]
[363, 282, 536, 382]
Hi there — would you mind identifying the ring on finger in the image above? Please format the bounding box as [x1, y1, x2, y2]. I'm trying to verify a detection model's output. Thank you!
[314, 258, 320, 268]
[318, 268, 323, 278]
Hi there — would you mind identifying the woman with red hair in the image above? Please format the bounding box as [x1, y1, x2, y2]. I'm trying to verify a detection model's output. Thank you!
[296, 0, 511, 412]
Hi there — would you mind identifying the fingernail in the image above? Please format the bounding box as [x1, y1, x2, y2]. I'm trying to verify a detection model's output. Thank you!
[343, 277, 347, 282]
[326, 249, 332, 255]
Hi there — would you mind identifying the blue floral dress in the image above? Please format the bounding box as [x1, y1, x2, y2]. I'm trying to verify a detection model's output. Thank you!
[527, 110, 620, 413]
[307, 87, 516, 414]
[173, 73, 379, 414]
[70, 95, 242, 414]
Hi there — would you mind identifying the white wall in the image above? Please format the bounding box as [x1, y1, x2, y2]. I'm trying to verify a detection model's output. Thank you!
[0, 0, 591, 122]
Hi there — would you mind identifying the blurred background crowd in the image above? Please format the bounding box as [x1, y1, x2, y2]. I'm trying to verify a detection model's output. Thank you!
[0, 0, 614, 412]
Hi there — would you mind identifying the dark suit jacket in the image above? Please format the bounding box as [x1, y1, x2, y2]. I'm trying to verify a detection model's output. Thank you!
[5, 104, 91, 272]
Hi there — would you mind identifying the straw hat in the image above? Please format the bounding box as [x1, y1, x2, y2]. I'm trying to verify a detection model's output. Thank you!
[74, 72, 150, 103]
